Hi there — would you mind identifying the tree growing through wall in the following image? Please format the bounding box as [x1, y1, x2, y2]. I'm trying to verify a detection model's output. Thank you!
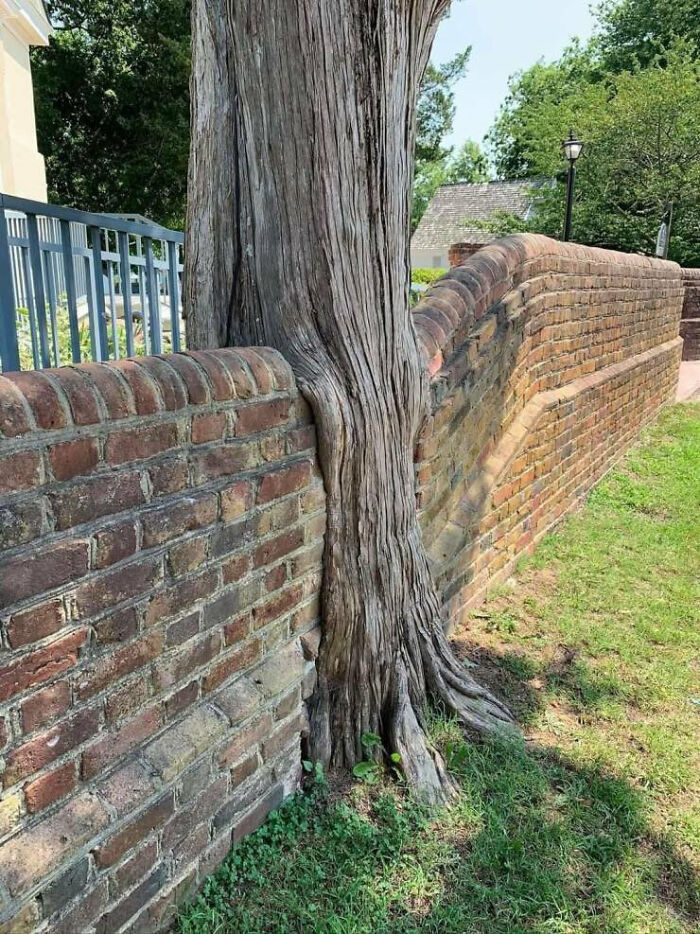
[185, 0, 512, 803]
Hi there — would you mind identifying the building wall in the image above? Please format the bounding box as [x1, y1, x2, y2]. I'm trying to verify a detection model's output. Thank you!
[680, 269, 700, 361]
[0, 349, 325, 932]
[412, 235, 683, 630]
[0, 0, 51, 200]
[0, 234, 684, 931]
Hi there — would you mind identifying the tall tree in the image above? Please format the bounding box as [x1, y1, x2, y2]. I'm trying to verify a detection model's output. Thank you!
[185, 0, 511, 802]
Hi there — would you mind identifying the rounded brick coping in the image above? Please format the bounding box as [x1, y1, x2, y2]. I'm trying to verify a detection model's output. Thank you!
[0, 348, 296, 440]
[412, 233, 683, 377]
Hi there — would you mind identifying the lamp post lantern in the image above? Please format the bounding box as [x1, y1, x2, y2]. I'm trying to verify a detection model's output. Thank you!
[562, 129, 584, 242]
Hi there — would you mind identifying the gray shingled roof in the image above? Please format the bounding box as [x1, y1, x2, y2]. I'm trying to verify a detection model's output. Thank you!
[412, 179, 551, 251]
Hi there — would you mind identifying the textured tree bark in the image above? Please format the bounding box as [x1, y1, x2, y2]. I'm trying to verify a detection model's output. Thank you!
[185, 0, 512, 802]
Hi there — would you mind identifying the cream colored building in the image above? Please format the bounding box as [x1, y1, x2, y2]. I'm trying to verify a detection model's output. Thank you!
[0, 0, 52, 200]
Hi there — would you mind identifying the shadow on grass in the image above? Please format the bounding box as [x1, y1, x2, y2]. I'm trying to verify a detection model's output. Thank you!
[178, 649, 698, 934]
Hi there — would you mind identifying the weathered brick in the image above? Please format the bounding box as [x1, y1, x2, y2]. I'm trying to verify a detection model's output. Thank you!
[144, 567, 218, 626]
[165, 679, 199, 719]
[217, 713, 272, 769]
[262, 714, 302, 762]
[167, 536, 208, 576]
[214, 676, 262, 725]
[253, 584, 303, 629]
[220, 479, 253, 520]
[110, 359, 162, 414]
[0, 627, 86, 704]
[97, 760, 160, 818]
[93, 605, 139, 645]
[144, 706, 227, 782]
[0, 500, 44, 549]
[0, 540, 89, 606]
[192, 411, 227, 443]
[0, 449, 42, 494]
[209, 517, 248, 559]
[6, 597, 64, 648]
[93, 520, 138, 569]
[50, 471, 145, 530]
[96, 863, 169, 933]
[0, 901, 39, 934]
[105, 672, 152, 724]
[0, 793, 21, 838]
[202, 581, 259, 631]
[0, 375, 32, 438]
[4, 371, 67, 430]
[231, 751, 259, 787]
[223, 612, 251, 646]
[105, 422, 178, 466]
[76, 630, 163, 700]
[20, 678, 71, 733]
[232, 782, 284, 843]
[192, 440, 259, 482]
[251, 641, 304, 699]
[110, 840, 159, 899]
[253, 527, 304, 568]
[274, 685, 301, 722]
[142, 492, 218, 547]
[24, 759, 77, 812]
[166, 610, 200, 647]
[5, 704, 98, 786]
[51, 880, 109, 934]
[95, 793, 174, 868]
[82, 706, 162, 779]
[162, 775, 228, 852]
[74, 556, 162, 617]
[0, 792, 108, 895]
[235, 398, 291, 436]
[39, 857, 90, 918]
[49, 437, 99, 481]
[153, 630, 220, 691]
[257, 460, 311, 504]
[149, 455, 189, 496]
[202, 638, 262, 693]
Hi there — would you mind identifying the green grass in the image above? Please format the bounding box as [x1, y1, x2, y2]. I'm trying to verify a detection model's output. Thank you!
[178, 404, 700, 934]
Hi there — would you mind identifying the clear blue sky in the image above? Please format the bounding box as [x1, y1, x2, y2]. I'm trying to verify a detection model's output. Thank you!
[432, 0, 596, 148]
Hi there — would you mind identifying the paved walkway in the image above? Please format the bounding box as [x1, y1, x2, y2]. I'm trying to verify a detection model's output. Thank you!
[676, 361, 700, 402]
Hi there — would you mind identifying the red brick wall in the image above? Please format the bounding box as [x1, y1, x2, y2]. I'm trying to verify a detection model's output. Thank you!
[413, 234, 683, 631]
[680, 269, 700, 360]
[0, 349, 325, 932]
[447, 242, 483, 267]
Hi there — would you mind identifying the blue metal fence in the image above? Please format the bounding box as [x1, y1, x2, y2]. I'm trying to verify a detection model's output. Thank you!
[0, 193, 185, 373]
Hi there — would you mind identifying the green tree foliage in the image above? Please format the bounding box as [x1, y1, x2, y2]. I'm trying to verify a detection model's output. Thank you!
[488, 0, 700, 266]
[33, 3, 473, 235]
[32, 0, 191, 227]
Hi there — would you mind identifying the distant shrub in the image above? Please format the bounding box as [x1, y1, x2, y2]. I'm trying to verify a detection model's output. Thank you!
[411, 267, 447, 285]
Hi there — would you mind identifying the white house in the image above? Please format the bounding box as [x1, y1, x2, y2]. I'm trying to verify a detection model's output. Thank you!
[0, 0, 52, 200]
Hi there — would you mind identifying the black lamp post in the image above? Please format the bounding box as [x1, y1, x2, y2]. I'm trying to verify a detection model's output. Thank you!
[562, 130, 584, 242]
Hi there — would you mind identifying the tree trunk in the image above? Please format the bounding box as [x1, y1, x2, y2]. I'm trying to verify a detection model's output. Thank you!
[185, 0, 512, 803]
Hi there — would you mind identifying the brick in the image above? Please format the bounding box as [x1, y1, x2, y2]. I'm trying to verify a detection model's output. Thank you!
[144, 706, 227, 782]
[50, 471, 144, 530]
[0, 500, 44, 549]
[192, 411, 227, 443]
[76, 630, 163, 700]
[0, 901, 40, 934]
[74, 556, 161, 616]
[95, 793, 174, 868]
[224, 612, 251, 646]
[93, 605, 139, 644]
[6, 597, 65, 648]
[166, 610, 200, 647]
[202, 582, 259, 631]
[231, 751, 259, 787]
[51, 367, 102, 425]
[144, 567, 218, 626]
[165, 679, 199, 719]
[135, 357, 188, 410]
[24, 759, 77, 813]
[0, 627, 86, 704]
[235, 398, 290, 436]
[153, 630, 220, 691]
[202, 638, 262, 693]
[214, 676, 262, 725]
[0, 540, 89, 606]
[5, 705, 98, 786]
[228, 348, 272, 394]
[142, 492, 218, 547]
[149, 455, 189, 496]
[262, 715, 302, 762]
[110, 840, 159, 898]
[0, 449, 41, 494]
[97, 863, 169, 933]
[105, 672, 152, 724]
[257, 460, 311, 504]
[192, 440, 259, 482]
[220, 479, 253, 520]
[97, 760, 159, 818]
[286, 424, 316, 454]
[253, 528, 304, 568]
[20, 678, 71, 733]
[111, 359, 162, 414]
[275, 685, 301, 721]
[49, 437, 99, 481]
[82, 706, 162, 779]
[232, 783, 284, 843]
[251, 642, 304, 698]
[0, 793, 21, 838]
[209, 517, 248, 559]
[105, 422, 178, 465]
[253, 584, 303, 629]
[0, 792, 108, 895]
[93, 520, 138, 569]
[163, 775, 228, 852]
[51, 880, 109, 934]
[0, 375, 32, 437]
[39, 857, 90, 917]
[167, 536, 208, 576]
[254, 498, 299, 536]
[217, 713, 272, 769]
[4, 371, 67, 430]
